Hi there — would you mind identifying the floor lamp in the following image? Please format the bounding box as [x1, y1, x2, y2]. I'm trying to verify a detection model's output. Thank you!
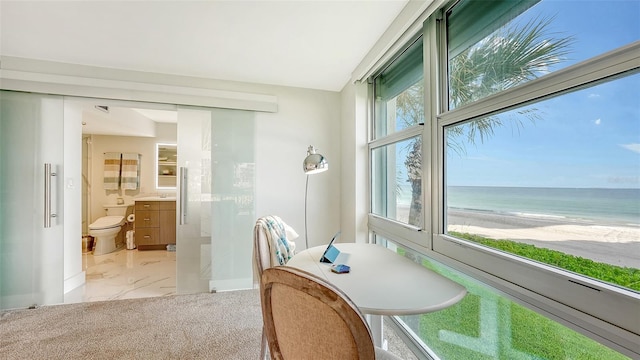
[303, 145, 328, 249]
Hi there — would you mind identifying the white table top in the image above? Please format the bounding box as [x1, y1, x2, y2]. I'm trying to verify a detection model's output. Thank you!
[286, 243, 467, 316]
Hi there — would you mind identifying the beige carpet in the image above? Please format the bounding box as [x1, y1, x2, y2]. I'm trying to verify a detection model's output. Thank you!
[0, 290, 262, 360]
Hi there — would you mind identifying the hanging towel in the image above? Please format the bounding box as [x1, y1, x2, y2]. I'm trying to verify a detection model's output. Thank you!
[256, 215, 298, 266]
[121, 153, 140, 190]
[103, 152, 121, 190]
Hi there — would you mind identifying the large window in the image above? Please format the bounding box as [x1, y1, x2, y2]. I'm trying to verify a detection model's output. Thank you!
[381, 238, 630, 360]
[445, 73, 640, 294]
[373, 39, 424, 139]
[369, 0, 639, 358]
[371, 38, 424, 229]
[371, 137, 422, 226]
[447, 0, 638, 109]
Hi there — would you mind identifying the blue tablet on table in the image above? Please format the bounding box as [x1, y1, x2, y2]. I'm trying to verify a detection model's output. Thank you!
[319, 231, 341, 263]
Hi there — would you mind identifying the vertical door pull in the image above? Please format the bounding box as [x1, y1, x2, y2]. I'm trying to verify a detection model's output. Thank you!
[44, 163, 57, 228]
[179, 167, 188, 225]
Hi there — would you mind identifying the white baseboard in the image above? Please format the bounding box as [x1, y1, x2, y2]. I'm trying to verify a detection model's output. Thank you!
[209, 277, 253, 293]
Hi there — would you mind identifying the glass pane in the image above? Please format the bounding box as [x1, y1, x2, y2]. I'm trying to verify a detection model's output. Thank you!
[374, 40, 424, 138]
[176, 106, 256, 293]
[371, 137, 423, 227]
[447, 0, 640, 109]
[176, 107, 212, 294]
[380, 239, 631, 360]
[210, 108, 255, 291]
[445, 73, 640, 293]
[0, 91, 65, 309]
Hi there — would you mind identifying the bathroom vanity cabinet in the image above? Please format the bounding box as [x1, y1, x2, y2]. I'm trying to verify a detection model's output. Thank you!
[134, 200, 176, 250]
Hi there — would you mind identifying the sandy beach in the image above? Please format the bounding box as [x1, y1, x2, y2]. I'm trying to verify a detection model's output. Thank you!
[446, 209, 640, 269]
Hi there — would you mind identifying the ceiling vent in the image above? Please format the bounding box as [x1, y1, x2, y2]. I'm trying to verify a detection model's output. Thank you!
[95, 105, 109, 113]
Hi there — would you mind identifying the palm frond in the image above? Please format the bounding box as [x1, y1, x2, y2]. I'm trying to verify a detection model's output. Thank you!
[449, 15, 574, 109]
[447, 15, 573, 150]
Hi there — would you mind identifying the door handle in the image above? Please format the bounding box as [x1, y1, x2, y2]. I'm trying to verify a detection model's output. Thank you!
[179, 166, 187, 225]
[44, 163, 57, 228]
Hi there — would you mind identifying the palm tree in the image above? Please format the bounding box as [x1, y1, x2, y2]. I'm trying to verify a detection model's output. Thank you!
[399, 16, 573, 226]
[449, 17, 573, 109]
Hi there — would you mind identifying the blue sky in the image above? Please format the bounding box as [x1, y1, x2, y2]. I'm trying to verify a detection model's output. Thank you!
[446, 0, 640, 189]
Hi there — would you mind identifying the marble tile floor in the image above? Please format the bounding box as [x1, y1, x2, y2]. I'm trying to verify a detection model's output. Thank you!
[65, 247, 176, 304]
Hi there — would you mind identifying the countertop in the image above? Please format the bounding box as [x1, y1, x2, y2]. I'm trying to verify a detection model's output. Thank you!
[134, 197, 177, 202]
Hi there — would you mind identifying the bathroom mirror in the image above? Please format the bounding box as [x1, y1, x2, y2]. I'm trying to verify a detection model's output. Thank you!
[156, 143, 177, 189]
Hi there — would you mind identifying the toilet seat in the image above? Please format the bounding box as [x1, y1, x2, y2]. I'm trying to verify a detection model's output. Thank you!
[89, 215, 125, 230]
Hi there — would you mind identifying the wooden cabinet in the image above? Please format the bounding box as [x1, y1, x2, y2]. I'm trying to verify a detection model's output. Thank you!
[135, 200, 176, 250]
[159, 201, 176, 245]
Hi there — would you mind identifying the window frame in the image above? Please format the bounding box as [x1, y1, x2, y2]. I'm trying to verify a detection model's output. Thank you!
[369, 34, 429, 240]
[368, 3, 640, 357]
[433, 51, 640, 356]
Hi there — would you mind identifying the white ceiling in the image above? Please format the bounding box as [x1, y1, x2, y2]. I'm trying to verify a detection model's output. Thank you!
[67, 101, 173, 136]
[0, 0, 408, 92]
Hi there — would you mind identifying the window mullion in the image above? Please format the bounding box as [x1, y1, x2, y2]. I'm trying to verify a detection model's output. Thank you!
[369, 125, 423, 149]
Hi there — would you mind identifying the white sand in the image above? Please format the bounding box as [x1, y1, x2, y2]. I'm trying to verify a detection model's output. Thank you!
[447, 209, 640, 268]
[395, 206, 640, 268]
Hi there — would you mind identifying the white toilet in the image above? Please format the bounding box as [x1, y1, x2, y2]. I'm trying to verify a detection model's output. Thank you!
[89, 204, 131, 256]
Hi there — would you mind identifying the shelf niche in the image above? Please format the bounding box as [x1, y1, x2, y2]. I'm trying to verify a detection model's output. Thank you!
[156, 143, 177, 189]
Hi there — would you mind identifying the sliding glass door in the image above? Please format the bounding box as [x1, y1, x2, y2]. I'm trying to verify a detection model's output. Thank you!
[209, 108, 255, 291]
[0, 91, 65, 310]
[0, 93, 256, 307]
[176, 107, 212, 293]
[176, 106, 255, 294]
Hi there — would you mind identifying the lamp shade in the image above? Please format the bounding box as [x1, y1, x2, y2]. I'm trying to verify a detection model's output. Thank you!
[303, 145, 328, 174]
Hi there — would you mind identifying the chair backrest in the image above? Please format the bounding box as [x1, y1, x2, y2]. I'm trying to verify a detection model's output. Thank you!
[253, 220, 273, 277]
[260, 266, 376, 360]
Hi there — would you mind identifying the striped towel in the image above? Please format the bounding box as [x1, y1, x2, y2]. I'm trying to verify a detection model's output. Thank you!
[121, 153, 140, 190]
[103, 152, 121, 190]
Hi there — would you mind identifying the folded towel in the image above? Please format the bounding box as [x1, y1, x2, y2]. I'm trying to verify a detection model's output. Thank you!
[121, 153, 140, 190]
[256, 215, 297, 266]
[103, 152, 121, 190]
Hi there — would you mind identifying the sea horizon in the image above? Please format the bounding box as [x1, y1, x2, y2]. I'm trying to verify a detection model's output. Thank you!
[397, 185, 640, 226]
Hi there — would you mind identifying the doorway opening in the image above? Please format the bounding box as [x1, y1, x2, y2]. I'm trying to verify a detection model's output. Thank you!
[67, 99, 179, 303]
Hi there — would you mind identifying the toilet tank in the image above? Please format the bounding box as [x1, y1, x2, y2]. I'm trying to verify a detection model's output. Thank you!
[104, 204, 132, 216]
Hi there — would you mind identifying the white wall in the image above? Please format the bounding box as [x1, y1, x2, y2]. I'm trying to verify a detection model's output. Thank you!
[339, 81, 369, 244]
[254, 86, 341, 250]
[62, 102, 83, 294]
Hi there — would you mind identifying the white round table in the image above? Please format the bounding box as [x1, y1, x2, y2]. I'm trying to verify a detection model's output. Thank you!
[287, 243, 467, 315]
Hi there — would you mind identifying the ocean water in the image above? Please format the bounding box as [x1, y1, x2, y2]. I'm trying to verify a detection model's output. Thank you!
[446, 186, 640, 226]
